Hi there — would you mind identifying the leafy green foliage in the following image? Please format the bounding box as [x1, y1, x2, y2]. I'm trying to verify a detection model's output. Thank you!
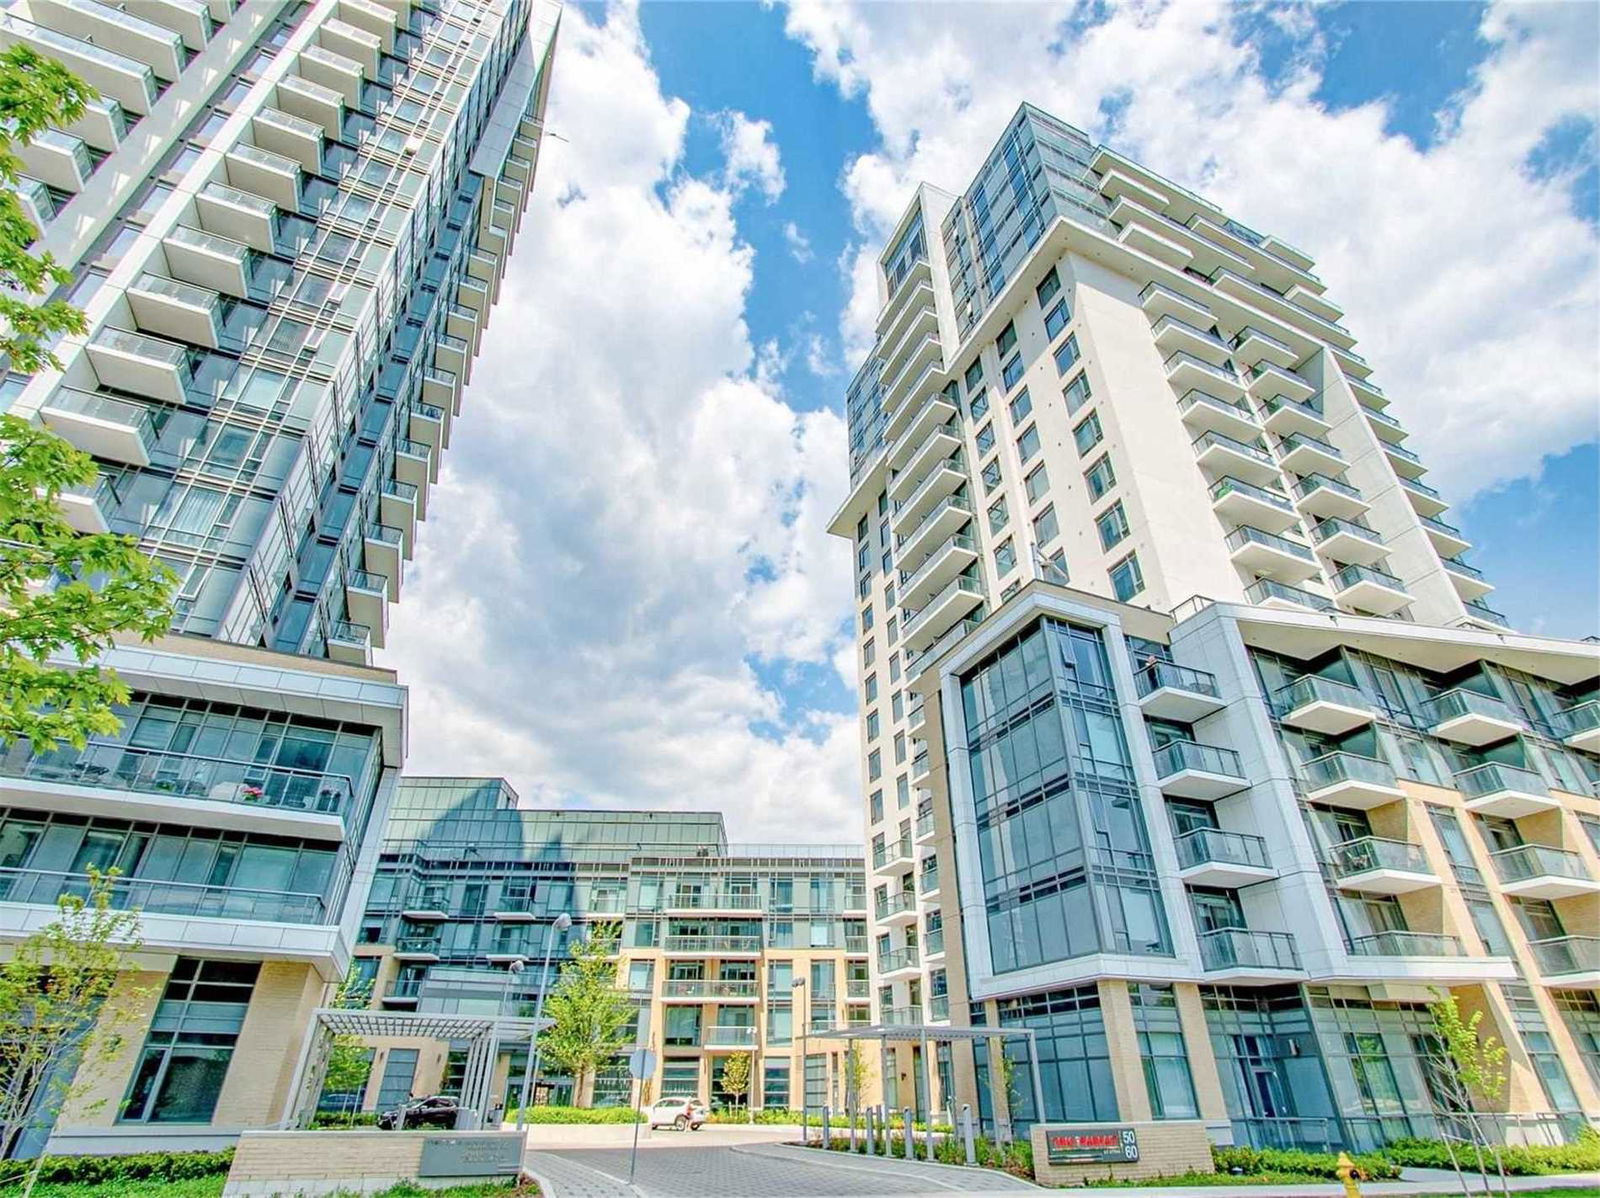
[320, 969, 376, 1105]
[717, 1051, 750, 1108]
[505, 1104, 641, 1124]
[17, 1150, 234, 1186]
[1210, 1145, 1399, 1181]
[533, 922, 633, 1107]
[1383, 1128, 1600, 1176]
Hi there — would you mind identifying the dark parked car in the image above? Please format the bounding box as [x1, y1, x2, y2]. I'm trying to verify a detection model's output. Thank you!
[378, 1095, 459, 1130]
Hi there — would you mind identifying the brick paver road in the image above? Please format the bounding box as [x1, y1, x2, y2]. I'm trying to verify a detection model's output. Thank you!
[526, 1140, 1040, 1197]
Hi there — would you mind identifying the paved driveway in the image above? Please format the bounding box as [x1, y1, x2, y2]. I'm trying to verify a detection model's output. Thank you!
[525, 1140, 1039, 1197]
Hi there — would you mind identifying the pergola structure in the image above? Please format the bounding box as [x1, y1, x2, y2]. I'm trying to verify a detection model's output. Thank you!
[283, 1008, 552, 1129]
[816, 1022, 1045, 1126]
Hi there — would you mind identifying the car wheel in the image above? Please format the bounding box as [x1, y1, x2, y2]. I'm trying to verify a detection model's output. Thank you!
[673, 1114, 688, 1131]
[690, 1122, 703, 1131]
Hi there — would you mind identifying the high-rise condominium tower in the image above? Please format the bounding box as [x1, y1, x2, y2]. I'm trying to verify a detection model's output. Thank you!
[829, 103, 1600, 1154]
[0, 0, 558, 1156]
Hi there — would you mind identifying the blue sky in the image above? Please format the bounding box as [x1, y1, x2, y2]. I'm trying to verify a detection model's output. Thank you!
[386, 1, 1600, 839]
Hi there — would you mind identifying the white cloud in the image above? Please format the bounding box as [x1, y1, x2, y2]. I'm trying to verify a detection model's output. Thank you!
[379, 2, 858, 843]
[783, 219, 814, 262]
[717, 110, 786, 202]
[785, 0, 1600, 501]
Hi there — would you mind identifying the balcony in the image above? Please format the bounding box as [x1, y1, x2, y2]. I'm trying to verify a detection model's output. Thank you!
[1231, 326, 1298, 370]
[1198, 928, 1302, 980]
[1211, 476, 1299, 534]
[1422, 689, 1521, 746]
[401, 896, 449, 921]
[0, 15, 158, 113]
[0, 867, 325, 926]
[705, 1025, 758, 1049]
[435, 334, 469, 377]
[925, 928, 945, 958]
[1135, 661, 1224, 722]
[879, 1005, 921, 1027]
[277, 73, 345, 135]
[320, 17, 382, 74]
[1331, 563, 1411, 616]
[1383, 440, 1427, 480]
[1260, 395, 1331, 439]
[887, 422, 962, 505]
[1442, 555, 1494, 601]
[1, 741, 351, 836]
[1293, 473, 1369, 521]
[880, 299, 940, 382]
[1460, 599, 1512, 631]
[1179, 389, 1262, 443]
[252, 107, 324, 174]
[409, 401, 447, 451]
[1550, 701, 1600, 753]
[1454, 763, 1557, 818]
[225, 143, 302, 211]
[928, 994, 951, 1022]
[35, 0, 186, 79]
[1348, 931, 1463, 959]
[1299, 751, 1405, 810]
[1153, 740, 1248, 799]
[1175, 828, 1275, 887]
[85, 328, 192, 405]
[15, 129, 90, 192]
[1247, 361, 1317, 404]
[1490, 845, 1600, 900]
[1117, 207, 1194, 267]
[1400, 476, 1449, 518]
[914, 807, 935, 842]
[1529, 936, 1600, 986]
[163, 225, 252, 298]
[127, 273, 223, 349]
[58, 476, 117, 534]
[1275, 432, 1345, 476]
[1363, 404, 1407, 445]
[888, 394, 958, 470]
[393, 936, 441, 963]
[1246, 578, 1334, 613]
[664, 889, 761, 914]
[1102, 167, 1171, 210]
[662, 979, 760, 1002]
[882, 333, 942, 407]
[395, 438, 434, 490]
[1310, 517, 1386, 566]
[1420, 514, 1471, 558]
[1329, 837, 1440, 895]
[298, 44, 363, 105]
[875, 891, 919, 927]
[1226, 525, 1319, 583]
[39, 390, 157, 467]
[890, 454, 966, 534]
[1193, 431, 1279, 486]
[1153, 314, 1231, 365]
[662, 935, 763, 957]
[1274, 676, 1377, 734]
[196, 183, 278, 254]
[325, 619, 370, 665]
[911, 749, 931, 782]
[344, 570, 388, 648]
[902, 575, 984, 653]
[876, 255, 932, 336]
[898, 530, 979, 607]
[878, 947, 920, 979]
[363, 524, 403, 597]
[873, 838, 914, 872]
[919, 864, 941, 896]
[1165, 350, 1245, 398]
[1139, 280, 1213, 325]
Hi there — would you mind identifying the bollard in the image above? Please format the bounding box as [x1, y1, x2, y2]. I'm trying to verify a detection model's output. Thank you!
[1335, 1152, 1364, 1198]
[822, 1105, 830, 1150]
[925, 1108, 935, 1162]
[960, 1103, 976, 1167]
[902, 1106, 914, 1160]
[864, 1107, 874, 1156]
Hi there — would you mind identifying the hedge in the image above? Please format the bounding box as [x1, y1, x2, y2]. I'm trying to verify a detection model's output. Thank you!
[509, 1104, 642, 1124]
[1381, 1127, 1600, 1176]
[1212, 1145, 1400, 1181]
[2, 1150, 234, 1186]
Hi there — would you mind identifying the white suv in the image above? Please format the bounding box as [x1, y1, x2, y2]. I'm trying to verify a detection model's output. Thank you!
[646, 1098, 708, 1130]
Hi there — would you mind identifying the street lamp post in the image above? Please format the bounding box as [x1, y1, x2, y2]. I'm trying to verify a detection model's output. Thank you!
[517, 911, 572, 1126]
[486, 957, 524, 1127]
[791, 976, 807, 1142]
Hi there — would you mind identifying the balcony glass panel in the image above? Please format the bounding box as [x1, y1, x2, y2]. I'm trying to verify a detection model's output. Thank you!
[1175, 828, 1269, 871]
[1348, 931, 1461, 957]
[1422, 688, 1518, 728]
[1491, 845, 1590, 884]
[1530, 936, 1600, 976]
[1199, 928, 1299, 970]
[1300, 751, 1397, 792]
[1153, 740, 1244, 780]
[1328, 836, 1428, 878]
[1453, 762, 1548, 800]
[1134, 661, 1219, 700]
[0, 867, 325, 924]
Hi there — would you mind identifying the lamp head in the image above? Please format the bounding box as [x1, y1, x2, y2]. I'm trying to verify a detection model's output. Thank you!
[553, 912, 573, 931]
[791, 978, 805, 990]
[507, 958, 525, 973]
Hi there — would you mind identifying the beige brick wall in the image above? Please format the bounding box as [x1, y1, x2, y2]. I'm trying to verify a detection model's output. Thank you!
[214, 961, 326, 1126]
[55, 967, 170, 1129]
[1173, 983, 1228, 1121]
[1098, 980, 1152, 1121]
[222, 1129, 522, 1196]
[1030, 1119, 1213, 1186]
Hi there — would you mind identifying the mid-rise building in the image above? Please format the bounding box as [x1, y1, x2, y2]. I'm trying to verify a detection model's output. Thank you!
[348, 778, 873, 1115]
[0, 0, 559, 1157]
[829, 102, 1600, 1150]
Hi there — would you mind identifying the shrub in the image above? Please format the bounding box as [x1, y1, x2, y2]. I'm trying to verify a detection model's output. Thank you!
[510, 1104, 642, 1124]
[1211, 1145, 1398, 1181]
[1383, 1127, 1600, 1176]
[311, 1110, 380, 1128]
[11, 1150, 235, 1186]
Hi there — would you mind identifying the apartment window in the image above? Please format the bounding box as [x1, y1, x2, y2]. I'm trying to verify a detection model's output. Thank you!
[1000, 580, 1022, 601]
[1044, 549, 1069, 584]
[1010, 389, 1033, 423]
[853, 514, 868, 544]
[989, 497, 1009, 533]
[1580, 817, 1600, 856]
[1085, 455, 1116, 501]
[867, 750, 881, 781]
[1017, 426, 1041, 463]
[1467, 899, 1512, 956]
[764, 1063, 790, 1107]
[1063, 371, 1092, 414]
[897, 774, 910, 807]
[881, 550, 893, 575]
[877, 491, 889, 517]
[982, 460, 1003, 492]
[1044, 298, 1069, 341]
[864, 674, 878, 703]
[1036, 267, 1060, 306]
[995, 539, 1016, 575]
[1034, 505, 1060, 546]
[860, 605, 874, 633]
[866, 711, 880, 740]
[1097, 501, 1130, 550]
[886, 616, 898, 646]
[1073, 411, 1103, 456]
[964, 360, 984, 394]
[1053, 333, 1080, 375]
[856, 544, 869, 572]
[976, 423, 995, 455]
[869, 790, 884, 823]
[1001, 354, 1024, 391]
[1131, 984, 1199, 1119]
[889, 653, 901, 682]
[891, 690, 904, 721]
[996, 321, 1017, 358]
[1110, 552, 1144, 601]
[1025, 465, 1050, 504]
[862, 638, 875, 667]
[969, 389, 989, 420]
[123, 960, 260, 1124]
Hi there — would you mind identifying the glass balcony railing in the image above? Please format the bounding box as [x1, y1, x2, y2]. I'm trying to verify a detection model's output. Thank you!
[878, 947, 919, 972]
[915, 809, 934, 838]
[1175, 827, 1269, 871]
[1294, 473, 1364, 504]
[894, 495, 973, 551]
[880, 1005, 921, 1026]
[1153, 739, 1245, 781]
[706, 1025, 757, 1047]
[348, 568, 387, 595]
[1261, 395, 1326, 425]
[1550, 701, 1600, 741]
[924, 928, 945, 956]
[875, 891, 917, 920]
[1441, 556, 1484, 580]
[919, 865, 940, 894]
[1420, 513, 1464, 539]
[903, 576, 984, 635]
[847, 978, 870, 999]
[1193, 429, 1273, 466]
[1332, 562, 1406, 593]
[1246, 579, 1334, 611]
[41, 389, 158, 443]
[327, 619, 369, 648]
[1276, 432, 1344, 463]
[0, 741, 354, 816]
[1226, 525, 1315, 562]
[872, 838, 914, 869]
[1453, 762, 1549, 801]
[365, 522, 403, 547]
[1401, 476, 1443, 501]
[662, 935, 762, 955]
[665, 889, 760, 910]
[1422, 688, 1519, 729]
[892, 452, 965, 518]
[1348, 931, 1462, 958]
[1529, 936, 1600, 977]
[929, 994, 950, 1021]
[1154, 313, 1230, 352]
[1385, 441, 1423, 467]
[1179, 388, 1255, 425]
[1300, 750, 1398, 793]
[92, 326, 192, 371]
[1274, 674, 1367, 717]
[900, 534, 976, 593]
[1311, 517, 1382, 548]
[1199, 928, 1300, 971]
[1463, 599, 1510, 626]
[395, 935, 441, 955]
[845, 936, 868, 954]
[1489, 845, 1592, 885]
[1210, 476, 1294, 513]
[1328, 836, 1430, 880]
[1130, 659, 1222, 705]
[1165, 350, 1241, 388]
[0, 866, 326, 924]
[660, 979, 759, 1000]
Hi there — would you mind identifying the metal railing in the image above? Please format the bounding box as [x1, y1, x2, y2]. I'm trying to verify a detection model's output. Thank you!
[1299, 750, 1398, 794]
[662, 935, 762, 955]
[1198, 928, 1300, 971]
[1226, 525, 1314, 562]
[1, 741, 353, 816]
[1550, 700, 1600, 740]
[705, 1025, 757, 1047]
[0, 867, 326, 925]
[1174, 827, 1269, 871]
[1423, 688, 1519, 729]
[1454, 762, 1549, 800]
[1133, 660, 1219, 700]
[1328, 836, 1430, 880]
[1491, 844, 1593, 885]
[664, 890, 761, 910]
[1153, 739, 1244, 781]
[1529, 936, 1600, 976]
[395, 935, 442, 955]
[1210, 475, 1293, 513]
[1348, 931, 1462, 957]
[878, 947, 920, 972]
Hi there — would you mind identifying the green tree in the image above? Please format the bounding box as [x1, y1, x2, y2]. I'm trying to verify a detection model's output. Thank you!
[1426, 990, 1511, 1198]
[535, 922, 633, 1108]
[319, 969, 376, 1123]
[718, 1051, 751, 1111]
[0, 872, 142, 1196]
[0, 48, 176, 753]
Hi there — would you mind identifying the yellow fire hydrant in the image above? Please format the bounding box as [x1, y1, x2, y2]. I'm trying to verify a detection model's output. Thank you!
[1335, 1152, 1364, 1198]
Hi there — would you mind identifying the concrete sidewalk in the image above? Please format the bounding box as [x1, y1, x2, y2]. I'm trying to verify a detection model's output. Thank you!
[1090, 1171, 1600, 1197]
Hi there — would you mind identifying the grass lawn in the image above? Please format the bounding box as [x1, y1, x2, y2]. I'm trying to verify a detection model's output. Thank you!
[0, 1181, 533, 1198]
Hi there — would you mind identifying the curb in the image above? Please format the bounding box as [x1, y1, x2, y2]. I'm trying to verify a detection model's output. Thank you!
[730, 1140, 1043, 1191]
